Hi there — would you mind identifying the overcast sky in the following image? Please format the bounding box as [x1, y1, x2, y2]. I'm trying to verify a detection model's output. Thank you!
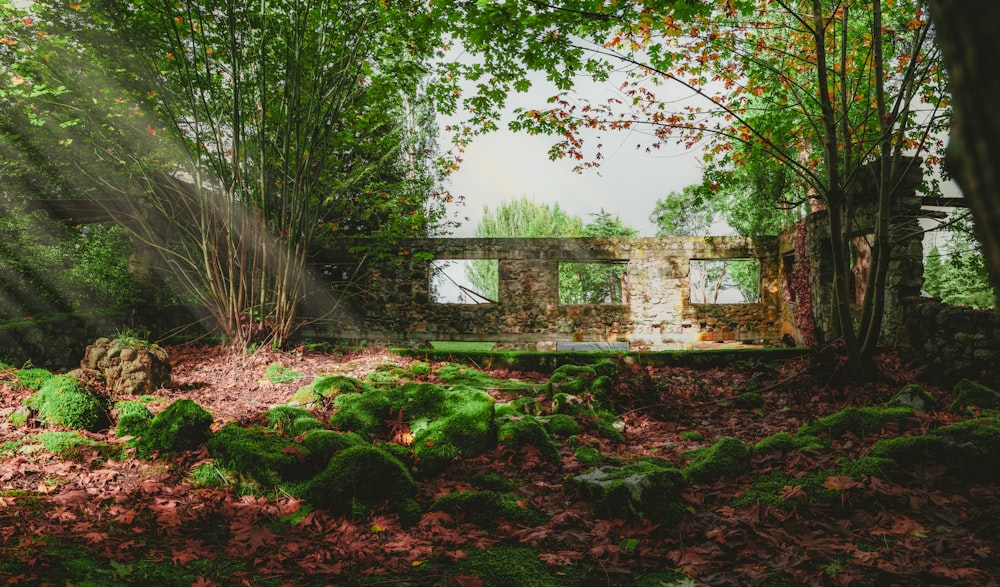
[437, 69, 709, 238]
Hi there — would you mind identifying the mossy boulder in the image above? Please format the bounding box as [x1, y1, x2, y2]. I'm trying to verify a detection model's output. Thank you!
[683, 436, 751, 484]
[287, 375, 370, 408]
[496, 414, 560, 461]
[207, 423, 311, 486]
[886, 384, 937, 412]
[753, 431, 824, 455]
[329, 382, 495, 474]
[23, 374, 110, 432]
[539, 413, 580, 438]
[798, 406, 914, 439]
[734, 456, 898, 509]
[301, 429, 365, 464]
[303, 444, 419, 521]
[436, 363, 536, 395]
[547, 364, 598, 397]
[949, 379, 1000, 413]
[569, 458, 687, 522]
[264, 405, 324, 436]
[114, 400, 154, 438]
[133, 399, 213, 458]
[430, 490, 545, 528]
[550, 393, 596, 418]
[871, 417, 1000, 480]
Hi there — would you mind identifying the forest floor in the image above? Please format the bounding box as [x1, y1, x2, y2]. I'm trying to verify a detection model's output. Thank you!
[0, 343, 998, 586]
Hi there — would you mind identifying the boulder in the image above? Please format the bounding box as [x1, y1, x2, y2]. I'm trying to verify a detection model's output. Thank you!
[81, 337, 170, 396]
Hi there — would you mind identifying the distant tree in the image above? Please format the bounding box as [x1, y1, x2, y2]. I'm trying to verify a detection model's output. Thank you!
[925, 231, 995, 309]
[650, 185, 715, 237]
[560, 211, 637, 304]
[466, 196, 582, 301]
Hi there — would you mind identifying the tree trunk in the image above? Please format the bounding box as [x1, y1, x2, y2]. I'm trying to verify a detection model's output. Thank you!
[928, 1, 1000, 300]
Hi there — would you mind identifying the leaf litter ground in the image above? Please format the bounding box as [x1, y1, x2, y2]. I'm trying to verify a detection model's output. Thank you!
[1, 344, 998, 586]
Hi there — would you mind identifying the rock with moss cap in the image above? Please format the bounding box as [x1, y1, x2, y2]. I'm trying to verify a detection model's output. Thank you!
[949, 379, 1000, 413]
[303, 444, 419, 523]
[569, 457, 687, 522]
[871, 417, 1000, 480]
[496, 413, 560, 462]
[798, 406, 914, 439]
[133, 399, 213, 458]
[886, 384, 937, 412]
[23, 374, 110, 432]
[264, 405, 324, 436]
[286, 375, 370, 408]
[115, 400, 154, 438]
[207, 423, 311, 487]
[683, 436, 751, 484]
[430, 490, 545, 528]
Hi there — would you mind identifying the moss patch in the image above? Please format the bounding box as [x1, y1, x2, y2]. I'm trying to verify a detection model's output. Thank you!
[114, 400, 154, 438]
[949, 379, 1000, 413]
[683, 436, 751, 484]
[263, 363, 304, 384]
[455, 546, 561, 587]
[24, 374, 110, 432]
[133, 399, 213, 458]
[753, 431, 824, 455]
[798, 406, 914, 439]
[496, 414, 560, 461]
[303, 444, 419, 522]
[286, 374, 370, 408]
[430, 490, 545, 528]
[15, 367, 53, 390]
[871, 416, 1000, 480]
[264, 405, 324, 435]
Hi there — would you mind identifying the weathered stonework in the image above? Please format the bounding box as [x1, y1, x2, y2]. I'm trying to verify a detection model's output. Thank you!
[300, 237, 789, 350]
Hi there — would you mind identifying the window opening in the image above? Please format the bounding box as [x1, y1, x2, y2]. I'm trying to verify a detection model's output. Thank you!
[430, 259, 498, 304]
[689, 259, 760, 304]
[558, 261, 629, 305]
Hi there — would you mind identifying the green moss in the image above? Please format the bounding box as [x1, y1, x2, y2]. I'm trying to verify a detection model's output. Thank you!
[207, 423, 309, 487]
[436, 363, 536, 395]
[409, 361, 431, 376]
[510, 396, 545, 416]
[569, 458, 687, 522]
[732, 392, 764, 410]
[540, 413, 580, 438]
[547, 364, 598, 397]
[681, 430, 704, 441]
[24, 374, 110, 432]
[186, 462, 229, 489]
[15, 367, 52, 390]
[496, 414, 560, 461]
[408, 385, 496, 474]
[430, 490, 544, 528]
[114, 400, 153, 438]
[798, 406, 914, 439]
[303, 444, 418, 521]
[263, 363, 304, 384]
[733, 457, 898, 509]
[37, 431, 97, 454]
[328, 390, 393, 434]
[753, 432, 824, 455]
[474, 472, 519, 492]
[595, 413, 626, 444]
[8, 407, 29, 426]
[301, 429, 365, 464]
[871, 417, 1000, 480]
[264, 405, 323, 435]
[286, 374, 370, 407]
[949, 379, 1000, 413]
[456, 546, 561, 587]
[683, 436, 751, 484]
[550, 392, 595, 418]
[574, 446, 603, 464]
[133, 399, 213, 458]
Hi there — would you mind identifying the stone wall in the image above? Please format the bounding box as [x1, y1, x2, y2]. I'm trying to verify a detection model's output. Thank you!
[893, 299, 1000, 383]
[300, 237, 790, 350]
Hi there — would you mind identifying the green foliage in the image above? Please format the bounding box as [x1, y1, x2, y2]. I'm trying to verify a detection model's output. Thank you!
[923, 228, 995, 309]
[37, 431, 98, 455]
[430, 490, 545, 528]
[24, 374, 110, 431]
[683, 437, 751, 484]
[651, 185, 716, 237]
[114, 400, 153, 438]
[303, 444, 419, 522]
[133, 399, 213, 458]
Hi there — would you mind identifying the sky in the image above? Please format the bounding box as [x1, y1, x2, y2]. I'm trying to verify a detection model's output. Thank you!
[437, 70, 709, 238]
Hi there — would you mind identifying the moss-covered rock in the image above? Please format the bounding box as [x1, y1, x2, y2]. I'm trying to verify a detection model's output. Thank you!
[798, 406, 914, 439]
[430, 490, 544, 528]
[871, 417, 1000, 480]
[133, 399, 213, 458]
[207, 423, 310, 487]
[733, 456, 898, 509]
[264, 405, 324, 435]
[23, 374, 110, 432]
[949, 379, 1000, 413]
[574, 446, 603, 464]
[303, 444, 418, 521]
[436, 363, 537, 395]
[595, 412, 626, 444]
[683, 436, 751, 484]
[329, 381, 496, 474]
[550, 393, 596, 418]
[114, 400, 154, 438]
[510, 396, 546, 416]
[547, 364, 598, 397]
[301, 429, 365, 464]
[753, 431, 823, 455]
[886, 384, 936, 412]
[286, 375, 370, 408]
[496, 414, 560, 461]
[540, 413, 580, 438]
[569, 458, 687, 522]
[455, 546, 560, 587]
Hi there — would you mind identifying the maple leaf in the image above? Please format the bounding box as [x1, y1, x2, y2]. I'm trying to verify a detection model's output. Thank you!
[822, 475, 864, 492]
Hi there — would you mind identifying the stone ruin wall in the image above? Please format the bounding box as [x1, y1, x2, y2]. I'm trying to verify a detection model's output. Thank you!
[300, 236, 792, 350]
